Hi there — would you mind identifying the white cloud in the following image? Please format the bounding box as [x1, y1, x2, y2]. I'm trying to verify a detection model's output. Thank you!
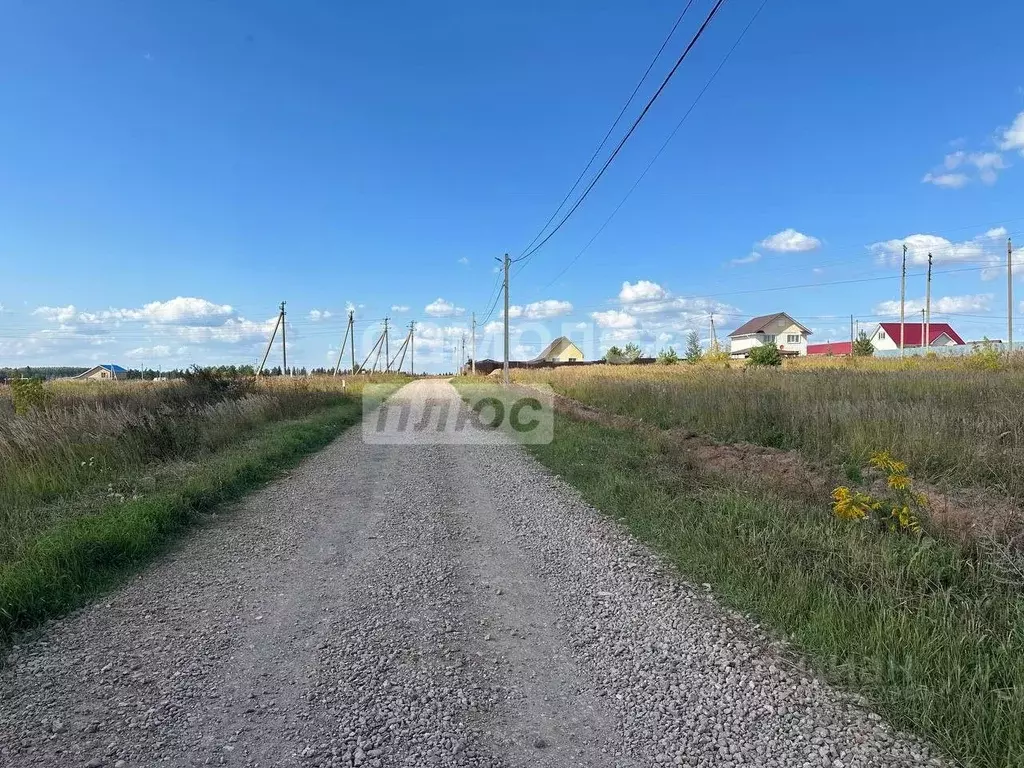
[970, 152, 1007, 184]
[503, 306, 523, 319]
[870, 228, 1008, 278]
[521, 299, 573, 319]
[457, 257, 469, 265]
[124, 345, 181, 359]
[483, 321, 503, 334]
[730, 251, 762, 266]
[944, 150, 966, 169]
[424, 297, 465, 317]
[591, 310, 637, 329]
[391, 305, 409, 313]
[874, 294, 992, 316]
[922, 172, 969, 189]
[115, 297, 234, 325]
[619, 280, 668, 303]
[1000, 111, 1024, 154]
[33, 305, 78, 324]
[760, 229, 821, 253]
[308, 309, 332, 322]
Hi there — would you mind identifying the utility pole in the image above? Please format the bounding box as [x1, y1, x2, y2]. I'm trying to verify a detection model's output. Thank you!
[410, 321, 416, 375]
[383, 317, 390, 372]
[900, 243, 907, 358]
[502, 253, 510, 387]
[256, 305, 283, 377]
[351, 311, 357, 374]
[709, 313, 718, 352]
[460, 333, 466, 375]
[471, 312, 476, 375]
[1009, 237, 1014, 358]
[333, 310, 355, 376]
[924, 252, 933, 353]
[850, 315, 854, 351]
[920, 309, 926, 350]
[279, 301, 288, 376]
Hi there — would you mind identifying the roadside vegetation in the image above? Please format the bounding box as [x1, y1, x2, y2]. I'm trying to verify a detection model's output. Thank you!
[461, 356, 1024, 767]
[0, 371, 404, 639]
[515, 361, 1024, 503]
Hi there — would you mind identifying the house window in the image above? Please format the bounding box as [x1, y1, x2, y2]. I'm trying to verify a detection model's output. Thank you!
[786, 334, 801, 344]
[878, 330, 886, 339]
[764, 334, 776, 343]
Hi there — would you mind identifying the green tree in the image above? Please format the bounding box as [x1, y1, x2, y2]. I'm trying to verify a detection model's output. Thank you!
[852, 331, 874, 357]
[747, 341, 782, 367]
[623, 342, 642, 361]
[603, 345, 624, 363]
[684, 330, 703, 364]
[657, 346, 680, 365]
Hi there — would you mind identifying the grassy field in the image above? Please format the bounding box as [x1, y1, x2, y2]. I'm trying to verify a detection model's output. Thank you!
[459, 360, 1024, 767]
[0, 373, 405, 639]
[515, 362, 1024, 502]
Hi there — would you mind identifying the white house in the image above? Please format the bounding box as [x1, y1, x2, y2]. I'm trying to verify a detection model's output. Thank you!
[71, 364, 127, 381]
[728, 313, 811, 357]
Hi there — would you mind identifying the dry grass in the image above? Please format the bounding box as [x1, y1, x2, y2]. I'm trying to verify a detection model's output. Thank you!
[0, 373, 406, 564]
[513, 362, 1024, 502]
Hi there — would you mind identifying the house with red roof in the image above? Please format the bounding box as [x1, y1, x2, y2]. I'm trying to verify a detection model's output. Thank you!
[866, 322, 965, 351]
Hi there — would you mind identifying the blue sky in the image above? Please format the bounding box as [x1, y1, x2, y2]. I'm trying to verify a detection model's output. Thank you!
[3, 0, 1024, 371]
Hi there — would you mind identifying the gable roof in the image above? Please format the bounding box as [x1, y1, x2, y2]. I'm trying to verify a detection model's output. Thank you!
[529, 336, 582, 363]
[72, 364, 127, 379]
[729, 312, 812, 337]
[877, 323, 965, 346]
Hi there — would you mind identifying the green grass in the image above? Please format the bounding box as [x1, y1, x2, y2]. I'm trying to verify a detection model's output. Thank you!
[0, 397, 363, 641]
[529, 412, 1024, 768]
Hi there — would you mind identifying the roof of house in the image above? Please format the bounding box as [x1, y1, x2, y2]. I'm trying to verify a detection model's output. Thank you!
[806, 341, 853, 356]
[877, 323, 965, 346]
[72, 364, 127, 378]
[528, 336, 582, 363]
[728, 312, 812, 337]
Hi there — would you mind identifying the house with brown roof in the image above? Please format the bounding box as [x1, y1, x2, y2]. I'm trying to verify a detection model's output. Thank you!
[728, 313, 811, 358]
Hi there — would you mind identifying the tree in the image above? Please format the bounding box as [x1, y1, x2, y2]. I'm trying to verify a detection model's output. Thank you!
[747, 341, 782, 367]
[623, 342, 642, 361]
[657, 346, 680, 365]
[684, 331, 703, 364]
[852, 331, 874, 357]
[603, 345, 623, 362]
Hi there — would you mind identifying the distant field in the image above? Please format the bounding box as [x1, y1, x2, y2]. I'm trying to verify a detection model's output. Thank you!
[514, 361, 1024, 502]
[0, 373, 406, 638]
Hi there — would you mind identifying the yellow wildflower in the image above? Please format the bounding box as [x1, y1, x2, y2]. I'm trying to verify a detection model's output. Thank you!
[887, 474, 911, 491]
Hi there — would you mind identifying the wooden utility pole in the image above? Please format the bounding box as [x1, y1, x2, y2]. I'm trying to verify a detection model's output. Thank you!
[900, 243, 907, 358]
[502, 253, 510, 387]
[471, 312, 476, 375]
[333, 310, 355, 376]
[279, 301, 288, 375]
[1009, 237, 1014, 359]
[256, 302, 285, 377]
[924, 252, 933, 353]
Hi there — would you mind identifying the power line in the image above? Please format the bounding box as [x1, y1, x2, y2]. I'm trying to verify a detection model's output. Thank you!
[518, 0, 699, 257]
[515, 0, 731, 268]
[535, 0, 770, 287]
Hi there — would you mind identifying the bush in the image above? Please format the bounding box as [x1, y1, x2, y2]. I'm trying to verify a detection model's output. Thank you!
[852, 332, 874, 357]
[747, 342, 782, 367]
[657, 347, 680, 365]
[10, 378, 48, 415]
[966, 338, 1002, 371]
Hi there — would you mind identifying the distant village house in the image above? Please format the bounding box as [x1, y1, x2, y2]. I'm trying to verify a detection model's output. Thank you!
[728, 313, 811, 358]
[806, 323, 966, 355]
[71, 364, 127, 381]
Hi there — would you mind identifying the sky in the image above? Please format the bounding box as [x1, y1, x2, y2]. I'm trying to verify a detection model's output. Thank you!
[3, 0, 1024, 372]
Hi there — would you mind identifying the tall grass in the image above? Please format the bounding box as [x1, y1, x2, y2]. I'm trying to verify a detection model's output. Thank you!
[517, 365, 1024, 498]
[0, 374, 404, 563]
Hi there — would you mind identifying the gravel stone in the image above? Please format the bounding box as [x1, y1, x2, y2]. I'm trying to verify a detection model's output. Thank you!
[0, 381, 946, 767]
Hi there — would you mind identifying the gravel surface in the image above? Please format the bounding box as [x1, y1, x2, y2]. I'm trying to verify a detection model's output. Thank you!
[0, 380, 944, 767]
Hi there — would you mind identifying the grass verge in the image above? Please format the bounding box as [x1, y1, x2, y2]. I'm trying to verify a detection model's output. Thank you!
[528, 412, 1024, 768]
[0, 397, 362, 642]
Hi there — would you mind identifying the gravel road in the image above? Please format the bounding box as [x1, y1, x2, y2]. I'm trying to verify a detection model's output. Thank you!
[0, 380, 943, 768]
